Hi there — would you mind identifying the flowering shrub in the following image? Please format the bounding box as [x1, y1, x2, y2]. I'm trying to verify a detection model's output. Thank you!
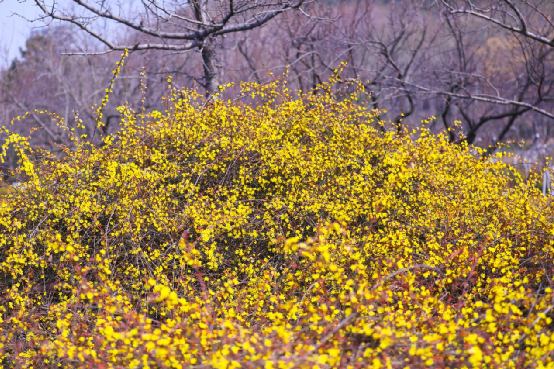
[0, 71, 554, 369]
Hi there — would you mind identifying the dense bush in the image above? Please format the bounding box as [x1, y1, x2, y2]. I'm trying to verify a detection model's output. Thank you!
[0, 68, 554, 368]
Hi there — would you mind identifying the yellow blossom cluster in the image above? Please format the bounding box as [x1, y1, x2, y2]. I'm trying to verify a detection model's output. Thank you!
[0, 71, 553, 368]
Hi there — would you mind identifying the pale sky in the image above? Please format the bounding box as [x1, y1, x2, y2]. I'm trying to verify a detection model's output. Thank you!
[0, 0, 43, 66]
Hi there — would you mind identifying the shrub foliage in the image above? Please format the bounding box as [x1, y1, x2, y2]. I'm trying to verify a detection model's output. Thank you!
[0, 72, 554, 368]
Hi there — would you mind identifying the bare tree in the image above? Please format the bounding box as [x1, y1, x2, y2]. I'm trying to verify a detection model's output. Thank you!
[442, 0, 554, 47]
[263, 0, 552, 148]
[31, 0, 309, 96]
[437, 0, 554, 153]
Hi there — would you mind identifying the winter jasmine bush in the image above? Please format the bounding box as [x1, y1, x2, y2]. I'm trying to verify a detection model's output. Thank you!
[0, 60, 554, 368]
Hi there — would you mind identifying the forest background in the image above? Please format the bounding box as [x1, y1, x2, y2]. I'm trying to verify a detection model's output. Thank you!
[0, 0, 553, 179]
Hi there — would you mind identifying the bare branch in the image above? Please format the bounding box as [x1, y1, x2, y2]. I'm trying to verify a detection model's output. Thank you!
[390, 77, 554, 120]
[61, 41, 201, 56]
[442, 0, 554, 46]
[214, 1, 305, 37]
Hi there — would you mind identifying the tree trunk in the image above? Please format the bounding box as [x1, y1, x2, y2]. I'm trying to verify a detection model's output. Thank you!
[192, 0, 220, 98]
[201, 36, 220, 98]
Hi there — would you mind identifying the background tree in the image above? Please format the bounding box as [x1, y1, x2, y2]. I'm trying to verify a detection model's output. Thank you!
[215, 0, 553, 153]
[442, 0, 554, 46]
[438, 0, 554, 157]
[32, 0, 309, 96]
[267, 0, 554, 154]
